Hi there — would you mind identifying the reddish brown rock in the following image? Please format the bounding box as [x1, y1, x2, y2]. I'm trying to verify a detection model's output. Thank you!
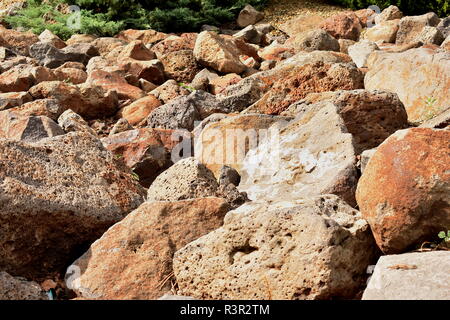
[151, 35, 195, 58]
[117, 40, 156, 61]
[53, 67, 87, 85]
[209, 73, 242, 95]
[86, 70, 145, 101]
[118, 94, 161, 126]
[0, 111, 64, 141]
[0, 91, 32, 111]
[102, 128, 191, 187]
[116, 29, 168, 45]
[0, 132, 145, 279]
[258, 42, 295, 61]
[29, 81, 119, 119]
[66, 198, 230, 299]
[320, 12, 362, 41]
[0, 27, 39, 56]
[160, 50, 200, 83]
[118, 59, 165, 85]
[9, 99, 66, 121]
[0, 64, 56, 92]
[252, 61, 365, 115]
[91, 37, 126, 57]
[356, 128, 450, 254]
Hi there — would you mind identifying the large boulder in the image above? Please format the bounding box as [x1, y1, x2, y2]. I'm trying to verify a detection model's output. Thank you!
[249, 61, 364, 115]
[193, 31, 246, 74]
[66, 198, 230, 299]
[160, 50, 200, 83]
[363, 19, 400, 44]
[289, 29, 340, 52]
[356, 128, 450, 254]
[0, 132, 145, 279]
[0, 111, 64, 141]
[396, 13, 440, 45]
[363, 252, 450, 300]
[239, 90, 409, 205]
[195, 114, 291, 178]
[173, 195, 378, 300]
[319, 12, 362, 41]
[0, 272, 48, 300]
[365, 47, 450, 124]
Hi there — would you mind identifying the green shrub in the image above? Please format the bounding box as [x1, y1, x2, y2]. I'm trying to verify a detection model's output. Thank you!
[331, 0, 449, 17]
[5, 0, 267, 40]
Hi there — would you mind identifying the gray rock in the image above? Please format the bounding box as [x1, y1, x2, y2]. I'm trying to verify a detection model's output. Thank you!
[109, 118, 133, 136]
[234, 25, 262, 44]
[360, 148, 377, 173]
[58, 109, 97, 136]
[237, 4, 264, 28]
[292, 29, 340, 52]
[415, 26, 445, 45]
[173, 194, 379, 300]
[190, 68, 219, 91]
[437, 16, 450, 38]
[60, 43, 99, 65]
[219, 165, 241, 186]
[0, 272, 48, 300]
[363, 251, 450, 300]
[216, 77, 268, 113]
[29, 42, 99, 68]
[396, 13, 441, 45]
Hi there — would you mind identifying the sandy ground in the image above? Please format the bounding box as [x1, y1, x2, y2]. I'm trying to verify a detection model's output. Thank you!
[262, 0, 347, 28]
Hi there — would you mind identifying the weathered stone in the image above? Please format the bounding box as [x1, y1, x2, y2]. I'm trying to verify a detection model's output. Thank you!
[348, 40, 379, 68]
[86, 70, 145, 101]
[38, 29, 66, 49]
[9, 99, 66, 121]
[363, 19, 399, 43]
[160, 50, 200, 83]
[0, 132, 145, 279]
[116, 29, 168, 46]
[0, 91, 32, 111]
[363, 251, 450, 300]
[258, 41, 295, 61]
[30, 42, 99, 68]
[147, 157, 219, 201]
[57, 109, 97, 135]
[0, 64, 56, 92]
[250, 61, 364, 115]
[210, 73, 242, 95]
[151, 35, 195, 58]
[117, 40, 156, 61]
[150, 80, 190, 104]
[0, 28, 39, 56]
[365, 48, 450, 124]
[118, 58, 165, 85]
[396, 13, 440, 45]
[194, 31, 246, 74]
[374, 5, 403, 25]
[66, 34, 96, 46]
[0, 111, 64, 141]
[195, 114, 290, 178]
[102, 128, 189, 187]
[91, 37, 126, 57]
[282, 90, 408, 152]
[53, 66, 87, 85]
[415, 26, 445, 45]
[233, 25, 261, 44]
[218, 165, 241, 187]
[356, 128, 450, 254]
[237, 4, 264, 28]
[147, 90, 227, 131]
[419, 107, 450, 129]
[66, 198, 230, 300]
[173, 194, 378, 300]
[360, 148, 377, 174]
[109, 118, 133, 136]
[338, 39, 356, 54]
[190, 68, 219, 91]
[437, 17, 450, 38]
[118, 94, 161, 126]
[0, 272, 48, 300]
[320, 12, 362, 41]
[290, 29, 340, 52]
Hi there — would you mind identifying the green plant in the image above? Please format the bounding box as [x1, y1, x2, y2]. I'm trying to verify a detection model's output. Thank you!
[331, 0, 449, 17]
[423, 96, 438, 121]
[5, 0, 268, 40]
[438, 230, 450, 243]
[178, 82, 196, 92]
